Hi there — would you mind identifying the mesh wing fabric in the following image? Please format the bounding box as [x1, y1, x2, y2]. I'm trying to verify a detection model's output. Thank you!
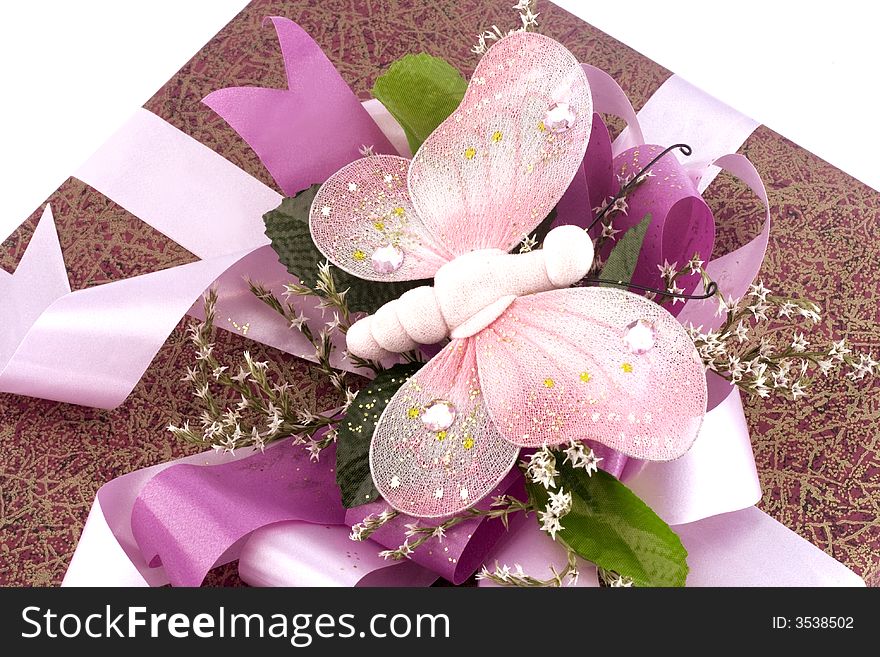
[309, 32, 593, 282]
[476, 287, 707, 460]
[370, 288, 707, 517]
[408, 32, 592, 256]
[369, 338, 520, 517]
[308, 155, 451, 281]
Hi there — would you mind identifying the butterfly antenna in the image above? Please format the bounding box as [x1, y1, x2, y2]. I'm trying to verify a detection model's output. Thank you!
[586, 143, 693, 232]
[583, 278, 718, 300]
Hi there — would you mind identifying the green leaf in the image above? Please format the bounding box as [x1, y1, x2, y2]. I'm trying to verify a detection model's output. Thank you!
[599, 214, 652, 286]
[372, 53, 467, 153]
[527, 457, 688, 587]
[335, 363, 423, 508]
[263, 187, 424, 314]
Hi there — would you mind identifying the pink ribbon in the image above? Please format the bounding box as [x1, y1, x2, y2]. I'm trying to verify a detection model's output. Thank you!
[1, 18, 402, 407]
[132, 437, 346, 587]
[63, 442, 436, 587]
[202, 17, 396, 196]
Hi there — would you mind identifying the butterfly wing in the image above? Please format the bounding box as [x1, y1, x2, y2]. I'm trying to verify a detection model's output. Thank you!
[408, 32, 592, 255]
[370, 338, 520, 517]
[309, 154, 453, 281]
[474, 287, 706, 460]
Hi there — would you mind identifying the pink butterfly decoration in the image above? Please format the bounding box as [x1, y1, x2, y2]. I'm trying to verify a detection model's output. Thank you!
[309, 32, 707, 518]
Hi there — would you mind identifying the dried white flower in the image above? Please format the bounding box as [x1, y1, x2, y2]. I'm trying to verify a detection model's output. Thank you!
[521, 447, 558, 489]
[538, 509, 564, 540]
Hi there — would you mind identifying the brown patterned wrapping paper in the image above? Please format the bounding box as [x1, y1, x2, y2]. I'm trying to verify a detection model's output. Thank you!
[1, 0, 877, 586]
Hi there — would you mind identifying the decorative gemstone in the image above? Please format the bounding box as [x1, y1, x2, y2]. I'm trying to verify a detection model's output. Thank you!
[421, 400, 456, 431]
[623, 319, 657, 354]
[543, 102, 576, 133]
[370, 244, 404, 273]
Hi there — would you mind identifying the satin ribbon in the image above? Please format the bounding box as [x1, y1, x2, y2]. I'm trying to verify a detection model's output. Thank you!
[53, 19, 863, 586]
[1, 17, 400, 407]
[480, 505, 863, 587]
[63, 441, 436, 587]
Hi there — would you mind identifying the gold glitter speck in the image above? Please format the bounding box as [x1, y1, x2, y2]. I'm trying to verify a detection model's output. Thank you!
[436, 430, 447, 441]
[352, 250, 366, 261]
[373, 221, 385, 231]
[491, 130, 503, 142]
[464, 147, 476, 160]
[580, 371, 591, 383]
[621, 362, 633, 373]
[543, 378, 555, 388]
[462, 436, 474, 450]
[407, 407, 420, 419]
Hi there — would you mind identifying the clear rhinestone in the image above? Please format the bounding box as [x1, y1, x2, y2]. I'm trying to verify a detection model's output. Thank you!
[421, 400, 456, 431]
[624, 319, 657, 354]
[544, 102, 576, 133]
[370, 244, 404, 273]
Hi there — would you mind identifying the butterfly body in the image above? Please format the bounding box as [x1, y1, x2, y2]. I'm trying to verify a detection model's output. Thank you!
[347, 224, 594, 360]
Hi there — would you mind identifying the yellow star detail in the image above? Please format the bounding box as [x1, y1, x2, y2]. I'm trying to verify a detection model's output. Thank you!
[543, 378, 555, 388]
[353, 250, 366, 261]
[621, 362, 633, 373]
[407, 407, 420, 419]
[580, 371, 592, 383]
[462, 436, 475, 450]
[538, 121, 546, 132]
[373, 221, 385, 231]
[464, 147, 476, 160]
[436, 431, 447, 441]
[491, 130, 503, 142]
[393, 207, 405, 216]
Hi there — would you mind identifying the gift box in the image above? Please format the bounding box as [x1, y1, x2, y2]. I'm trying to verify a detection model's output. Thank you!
[1, 0, 877, 587]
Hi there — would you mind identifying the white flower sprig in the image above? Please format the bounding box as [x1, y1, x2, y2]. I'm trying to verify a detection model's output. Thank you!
[521, 442, 599, 540]
[521, 446, 559, 489]
[349, 508, 399, 541]
[677, 263, 878, 400]
[588, 169, 656, 275]
[367, 495, 535, 561]
[476, 548, 580, 587]
[167, 289, 340, 455]
[598, 567, 634, 588]
[563, 438, 603, 474]
[472, 1, 539, 55]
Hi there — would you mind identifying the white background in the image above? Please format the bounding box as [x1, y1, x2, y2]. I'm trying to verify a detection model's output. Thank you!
[1, 0, 878, 242]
